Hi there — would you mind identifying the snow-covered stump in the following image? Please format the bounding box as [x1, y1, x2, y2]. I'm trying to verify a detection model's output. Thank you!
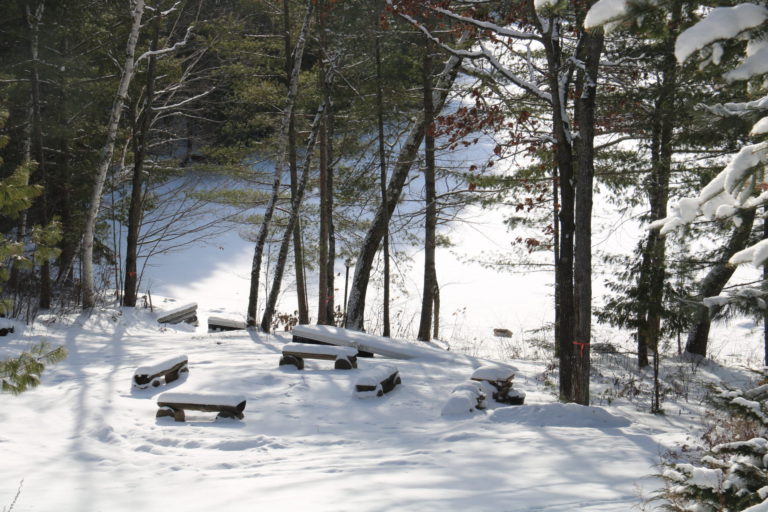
[207, 316, 247, 333]
[354, 364, 401, 398]
[133, 355, 188, 389]
[470, 365, 525, 405]
[157, 302, 198, 326]
[156, 393, 247, 422]
[441, 381, 490, 416]
[279, 343, 358, 370]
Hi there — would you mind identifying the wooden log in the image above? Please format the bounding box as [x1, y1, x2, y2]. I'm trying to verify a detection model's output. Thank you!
[279, 354, 304, 370]
[157, 302, 198, 325]
[156, 393, 247, 421]
[355, 364, 400, 397]
[281, 343, 357, 369]
[133, 356, 188, 389]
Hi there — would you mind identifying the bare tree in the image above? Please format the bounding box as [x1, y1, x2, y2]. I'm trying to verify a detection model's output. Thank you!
[246, 0, 314, 326]
[82, 0, 145, 309]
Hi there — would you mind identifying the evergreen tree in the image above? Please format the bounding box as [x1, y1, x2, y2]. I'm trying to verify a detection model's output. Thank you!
[658, 371, 768, 511]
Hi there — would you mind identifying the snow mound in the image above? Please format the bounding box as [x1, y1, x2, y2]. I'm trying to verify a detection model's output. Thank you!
[488, 402, 631, 428]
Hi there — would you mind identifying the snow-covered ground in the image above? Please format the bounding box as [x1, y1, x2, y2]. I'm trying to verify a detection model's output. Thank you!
[0, 302, 758, 511]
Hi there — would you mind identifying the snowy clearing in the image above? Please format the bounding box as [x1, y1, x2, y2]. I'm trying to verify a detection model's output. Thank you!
[0, 305, 753, 511]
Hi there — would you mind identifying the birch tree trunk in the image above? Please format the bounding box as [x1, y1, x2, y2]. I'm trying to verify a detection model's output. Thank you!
[246, 0, 314, 326]
[346, 52, 462, 332]
[82, 0, 145, 309]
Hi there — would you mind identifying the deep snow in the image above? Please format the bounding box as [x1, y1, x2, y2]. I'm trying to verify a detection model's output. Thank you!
[0, 303, 758, 511]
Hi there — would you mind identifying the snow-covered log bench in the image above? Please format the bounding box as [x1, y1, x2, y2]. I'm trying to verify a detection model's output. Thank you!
[157, 302, 198, 325]
[279, 343, 358, 370]
[355, 364, 401, 397]
[470, 365, 525, 405]
[133, 355, 188, 389]
[441, 381, 489, 416]
[156, 392, 247, 422]
[207, 316, 247, 333]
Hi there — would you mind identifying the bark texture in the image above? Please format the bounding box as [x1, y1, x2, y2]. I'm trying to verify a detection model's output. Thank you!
[82, 0, 145, 309]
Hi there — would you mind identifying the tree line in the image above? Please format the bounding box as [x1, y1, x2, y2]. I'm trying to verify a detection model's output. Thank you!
[1, 0, 766, 405]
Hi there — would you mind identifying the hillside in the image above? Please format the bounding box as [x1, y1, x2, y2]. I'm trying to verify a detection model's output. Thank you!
[0, 304, 755, 511]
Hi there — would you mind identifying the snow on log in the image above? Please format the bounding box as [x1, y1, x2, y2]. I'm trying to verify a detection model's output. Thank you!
[156, 392, 247, 421]
[355, 364, 401, 398]
[441, 381, 489, 416]
[280, 343, 358, 370]
[292, 325, 455, 361]
[157, 302, 198, 325]
[208, 316, 247, 332]
[133, 355, 188, 389]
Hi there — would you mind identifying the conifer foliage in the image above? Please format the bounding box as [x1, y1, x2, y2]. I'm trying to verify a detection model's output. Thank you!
[659, 374, 768, 511]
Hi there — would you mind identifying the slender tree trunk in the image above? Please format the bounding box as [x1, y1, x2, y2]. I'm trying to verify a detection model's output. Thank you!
[82, 0, 145, 309]
[124, 12, 158, 307]
[572, 23, 604, 405]
[25, 1, 52, 310]
[418, 41, 437, 342]
[764, 211, 768, 366]
[247, 0, 314, 326]
[261, 101, 326, 332]
[374, 5, 390, 337]
[433, 282, 440, 339]
[318, 118, 329, 324]
[345, 52, 462, 332]
[283, 0, 309, 325]
[635, 1, 680, 369]
[685, 209, 756, 357]
[539, 13, 576, 402]
[553, 166, 560, 357]
[316, 0, 336, 326]
[10, 102, 33, 296]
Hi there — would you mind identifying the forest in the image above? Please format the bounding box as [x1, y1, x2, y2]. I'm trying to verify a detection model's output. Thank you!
[2, 0, 768, 410]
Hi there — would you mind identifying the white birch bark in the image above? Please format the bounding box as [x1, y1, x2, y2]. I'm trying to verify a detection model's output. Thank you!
[81, 0, 145, 309]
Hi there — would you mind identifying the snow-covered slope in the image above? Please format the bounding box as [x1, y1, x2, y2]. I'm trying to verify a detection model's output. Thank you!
[0, 306, 746, 511]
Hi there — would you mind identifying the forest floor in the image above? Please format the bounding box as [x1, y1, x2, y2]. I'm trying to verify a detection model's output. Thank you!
[0, 300, 759, 511]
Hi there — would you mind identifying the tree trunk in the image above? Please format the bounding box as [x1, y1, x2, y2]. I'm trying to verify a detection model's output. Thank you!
[539, 13, 576, 402]
[764, 212, 768, 366]
[345, 52, 462, 332]
[82, 0, 145, 309]
[124, 11, 158, 307]
[316, 0, 336, 326]
[374, 16, 390, 337]
[635, 0, 680, 369]
[572, 23, 604, 405]
[685, 209, 756, 357]
[261, 101, 326, 332]
[25, 1, 51, 310]
[246, 0, 314, 326]
[418, 40, 437, 342]
[283, 0, 309, 325]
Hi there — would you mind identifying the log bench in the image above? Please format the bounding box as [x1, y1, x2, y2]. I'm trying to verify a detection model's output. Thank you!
[279, 343, 358, 370]
[157, 302, 198, 326]
[156, 392, 246, 422]
[133, 355, 189, 389]
[471, 365, 525, 405]
[355, 364, 401, 397]
[441, 381, 489, 416]
[208, 316, 247, 333]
